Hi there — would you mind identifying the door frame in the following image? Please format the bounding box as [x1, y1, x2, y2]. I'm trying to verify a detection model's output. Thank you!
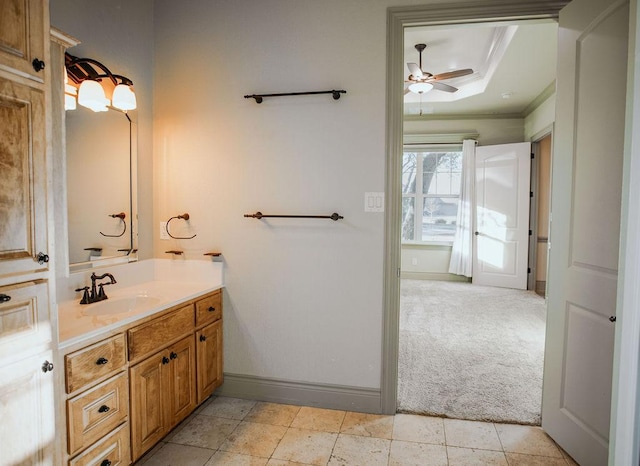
[382, 2, 640, 464]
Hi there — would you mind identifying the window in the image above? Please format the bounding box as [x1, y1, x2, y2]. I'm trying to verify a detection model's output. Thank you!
[402, 150, 463, 243]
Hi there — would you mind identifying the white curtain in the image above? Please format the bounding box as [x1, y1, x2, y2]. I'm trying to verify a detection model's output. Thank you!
[448, 139, 476, 277]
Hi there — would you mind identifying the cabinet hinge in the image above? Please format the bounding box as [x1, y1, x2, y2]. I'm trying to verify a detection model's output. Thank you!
[530, 191, 534, 198]
[529, 230, 533, 236]
[531, 153, 535, 159]
[528, 267, 531, 273]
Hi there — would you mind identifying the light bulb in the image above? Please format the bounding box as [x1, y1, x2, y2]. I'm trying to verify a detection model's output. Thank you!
[112, 84, 136, 111]
[78, 80, 109, 112]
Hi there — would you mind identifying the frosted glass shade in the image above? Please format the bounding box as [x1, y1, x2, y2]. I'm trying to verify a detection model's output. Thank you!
[78, 80, 109, 112]
[112, 84, 137, 111]
[64, 83, 77, 111]
[408, 81, 434, 94]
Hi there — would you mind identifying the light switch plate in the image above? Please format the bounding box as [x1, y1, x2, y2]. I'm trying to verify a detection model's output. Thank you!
[160, 222, 169, 240]
[364, 192, 384, 212]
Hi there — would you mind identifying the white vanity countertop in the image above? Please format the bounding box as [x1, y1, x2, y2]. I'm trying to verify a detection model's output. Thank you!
[58, 280, 223, 349]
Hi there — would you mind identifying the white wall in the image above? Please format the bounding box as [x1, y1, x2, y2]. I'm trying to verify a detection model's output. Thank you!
[525, 94, 556, 140]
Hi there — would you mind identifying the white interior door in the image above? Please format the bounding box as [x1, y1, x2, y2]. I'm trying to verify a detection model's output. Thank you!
[473, 142, 531, 289]
[541, 0, 629, 464]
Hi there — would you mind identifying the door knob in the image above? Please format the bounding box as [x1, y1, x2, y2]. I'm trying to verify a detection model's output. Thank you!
[41, 360, 54, 373]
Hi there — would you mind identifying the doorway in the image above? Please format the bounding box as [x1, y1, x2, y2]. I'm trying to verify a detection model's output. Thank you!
[381, 0, 571, 415]
[396, 18, 556, 423]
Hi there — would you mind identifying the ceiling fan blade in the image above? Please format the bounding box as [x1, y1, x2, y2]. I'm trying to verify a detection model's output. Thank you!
[431, 81, 458, 93]
[404, 88, 411, 95]
[432, 68, 474, 81]
[407, 62, 423, 78]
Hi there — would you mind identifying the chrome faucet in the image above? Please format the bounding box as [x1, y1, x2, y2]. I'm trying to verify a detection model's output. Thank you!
[75, 272, 117, 304]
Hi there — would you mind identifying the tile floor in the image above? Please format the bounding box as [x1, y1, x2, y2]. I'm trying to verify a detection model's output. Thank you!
[137, 397, 579, 466]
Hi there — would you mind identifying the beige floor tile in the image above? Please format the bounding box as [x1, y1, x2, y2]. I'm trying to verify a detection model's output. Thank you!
[389, 439, 448, 466]
[496, 424, 563, 458]
[199, 396, 257, 420]
[220, 421, 287, 458]
[271, 427, 338, 465]
[505, 452, 568, 465]
[168, 414, 240, 449]
[141, 442, 215, 466]
[205, 450, 269, 465]
[290, 406, 346, 433]
[244, 402, 301, 427]
[327, 434, 391, 466]
[392, 414, 445, 445]
[340, 412, 394, 439]
[136, 441, 167, 465]
[266, 460, 312, 466]
[444, 418, 502, 451]
[447, 446, 509, 466]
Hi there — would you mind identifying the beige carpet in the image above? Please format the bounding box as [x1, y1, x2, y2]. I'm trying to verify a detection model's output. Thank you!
[398, 279, 546, 425]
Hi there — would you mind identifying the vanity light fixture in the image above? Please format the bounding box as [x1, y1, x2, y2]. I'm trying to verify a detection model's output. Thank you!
[65, 52, 137, 112]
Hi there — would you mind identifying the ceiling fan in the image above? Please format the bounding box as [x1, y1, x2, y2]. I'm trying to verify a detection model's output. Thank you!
[405, 43, 474, 94]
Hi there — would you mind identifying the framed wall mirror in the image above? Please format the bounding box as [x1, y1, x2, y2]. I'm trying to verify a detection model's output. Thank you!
[66, 104, 138, 271]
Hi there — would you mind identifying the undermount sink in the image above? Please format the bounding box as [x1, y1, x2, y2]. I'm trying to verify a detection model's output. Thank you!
[82, 295, 162, 316]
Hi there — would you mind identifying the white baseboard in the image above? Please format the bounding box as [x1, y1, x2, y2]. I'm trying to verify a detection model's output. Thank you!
[215, 373, 382, 414]
[401, 272, 471, 282]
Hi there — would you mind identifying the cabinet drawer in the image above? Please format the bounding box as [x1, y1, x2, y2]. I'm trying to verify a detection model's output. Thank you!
[128, 304, 193, 361]
[65, 334, 126, 393]
[69, 422, 130, 466]
[195, 291, 222, 327]
[67, 372, 129, 456]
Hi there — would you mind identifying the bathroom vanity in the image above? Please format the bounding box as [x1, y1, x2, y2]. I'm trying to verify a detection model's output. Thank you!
[57, 260, 224, 464]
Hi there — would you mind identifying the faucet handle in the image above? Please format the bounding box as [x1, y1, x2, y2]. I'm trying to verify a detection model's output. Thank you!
[97, 284, 107, 300]
[75, 286, 91, 305]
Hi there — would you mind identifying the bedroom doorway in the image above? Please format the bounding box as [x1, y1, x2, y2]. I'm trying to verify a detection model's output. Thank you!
[396, 19, 556, 424]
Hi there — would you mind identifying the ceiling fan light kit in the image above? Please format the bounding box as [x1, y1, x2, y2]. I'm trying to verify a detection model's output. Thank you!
[406, 43, 473, 95]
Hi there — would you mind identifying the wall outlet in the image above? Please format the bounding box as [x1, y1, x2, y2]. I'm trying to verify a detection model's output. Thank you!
[160, 222, 169, 240]
[411, 257, 418, 266]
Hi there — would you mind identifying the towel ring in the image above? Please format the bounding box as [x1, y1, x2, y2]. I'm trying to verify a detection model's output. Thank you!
[166, 213, 197, 239]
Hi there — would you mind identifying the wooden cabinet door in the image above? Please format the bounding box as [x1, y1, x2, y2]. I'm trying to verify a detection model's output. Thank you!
[0, 280, 50, 363]
[130, 353, 166, 461]
[196, 320, 223, 404]
[0, 0, 47, 82]
[0, 74, 49, 279]
[166, 336, 196, 428]
[0, 350, 55, 465]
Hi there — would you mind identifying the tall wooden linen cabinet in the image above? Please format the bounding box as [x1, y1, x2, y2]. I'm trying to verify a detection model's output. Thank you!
[0, 0, 59, 464]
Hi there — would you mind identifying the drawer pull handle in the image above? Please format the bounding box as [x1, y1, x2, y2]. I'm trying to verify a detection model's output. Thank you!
[170, 351, 178, 360]
[96, 357, 109, 365]
[199, 335, 207, 342]
[162, 356, 170, 364]
[0, 294, 10, 303]
[101, 460, 111, 466]
[98, 405, 110, 413]
[208, 306, 216, 312]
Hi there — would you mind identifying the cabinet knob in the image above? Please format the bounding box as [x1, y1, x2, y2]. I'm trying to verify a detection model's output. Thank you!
[0, 294, 10, 303]
[32, 58, 45, 72]
[100, 460, 111, 466]
[610, 316, 617, 322]
[96, 357, 109, 365]
[41, 360, 54, 373]
[170, 351, 178, 360]
[162, 356, 170, 364]
[208, 306, 216, 312]
[199, 335, 207, 342]
[36, 252, 49, 264]
[98, 405, 110, 413]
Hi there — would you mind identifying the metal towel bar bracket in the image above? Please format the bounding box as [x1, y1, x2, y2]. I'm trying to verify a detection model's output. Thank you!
[244, 211, 344, 221]
[244, 90, 346, 104]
